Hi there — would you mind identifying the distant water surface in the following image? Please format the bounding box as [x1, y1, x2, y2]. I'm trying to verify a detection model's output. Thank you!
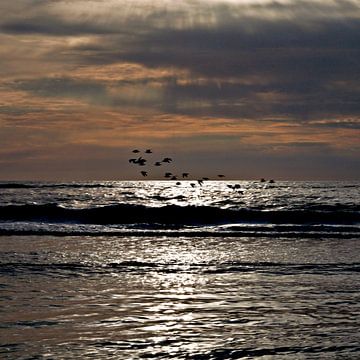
[0, 180, 359, 237]
[0, 181, 359, 358]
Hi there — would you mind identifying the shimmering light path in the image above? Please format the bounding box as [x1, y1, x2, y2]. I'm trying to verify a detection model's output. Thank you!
[1, 235, 360, 359]
[0, 181, 359, 358]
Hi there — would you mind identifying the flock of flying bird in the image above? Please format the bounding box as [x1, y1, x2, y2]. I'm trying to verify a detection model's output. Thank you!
[128, 149, 274, 189]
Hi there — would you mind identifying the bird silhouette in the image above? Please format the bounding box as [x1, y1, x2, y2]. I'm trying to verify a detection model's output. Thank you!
[176, 182, 181, 186]
[136, 157, 146, 166]
[128, 149, 229, 184]
[260, 178, 266, 182]
[227, 184, 242, 192]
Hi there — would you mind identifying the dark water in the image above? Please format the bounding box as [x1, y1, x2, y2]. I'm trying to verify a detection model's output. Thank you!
[0, 180, 359, 237]
[0, 181, 359, 358]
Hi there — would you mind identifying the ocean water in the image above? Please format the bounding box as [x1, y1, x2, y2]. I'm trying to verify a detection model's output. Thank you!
[0, 180, 359, 359]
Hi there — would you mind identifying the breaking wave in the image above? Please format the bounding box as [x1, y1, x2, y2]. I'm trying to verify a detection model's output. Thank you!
[0, 203, 359, 225]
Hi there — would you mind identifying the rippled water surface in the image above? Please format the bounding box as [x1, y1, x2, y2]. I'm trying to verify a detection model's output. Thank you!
[0, 181, 359, 358]
[0, 181, 359, 238]
[1, 235, 360, 359]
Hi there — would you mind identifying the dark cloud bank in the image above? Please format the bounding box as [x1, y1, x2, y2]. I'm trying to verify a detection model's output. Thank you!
[2, 0, 360, 125]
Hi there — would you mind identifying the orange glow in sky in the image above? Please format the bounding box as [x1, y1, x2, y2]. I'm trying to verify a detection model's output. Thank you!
[0, 0, 359, 180]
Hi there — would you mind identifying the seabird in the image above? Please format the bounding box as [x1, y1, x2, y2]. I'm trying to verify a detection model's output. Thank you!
[190, 183, 196, 188]
[182, 173, 189, 178]
[132, 149, 140, 153]
[217, 174, 225, 178]
[154, 162, 162, 166]
[140, 171, 148, 177]
[171, 176, 177, 180]
[145, 149, 152, 153]
[202, 177, 209, 181]
[162, 157, 172, 163]
[176, 182, 181, 186]
[164, 172, 172, 178]
[128, 159, 136, 163]
[260, 178, 266, 182]
[197, 179, 204, 186]
[136, 157, 146, 166]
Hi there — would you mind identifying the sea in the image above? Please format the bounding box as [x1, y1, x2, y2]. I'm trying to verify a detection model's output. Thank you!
[0, 180, 359, 359]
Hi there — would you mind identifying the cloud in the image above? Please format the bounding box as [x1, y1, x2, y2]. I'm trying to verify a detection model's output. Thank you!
[9, 70, 360, 126]
[2, 0, 350, 123]
[1, 1, 359, 35]
[1, 0, 360, 179]
[309, 118, 360, 129]
[10, 76, 166, 111]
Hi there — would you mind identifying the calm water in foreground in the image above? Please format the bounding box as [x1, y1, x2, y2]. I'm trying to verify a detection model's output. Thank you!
[0, 181, 359, 359]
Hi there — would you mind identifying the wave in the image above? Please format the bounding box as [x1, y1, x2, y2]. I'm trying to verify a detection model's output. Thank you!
[0, 229, 359, 238]
[1, 261, 359, 276]
[0, 203, 359, 226]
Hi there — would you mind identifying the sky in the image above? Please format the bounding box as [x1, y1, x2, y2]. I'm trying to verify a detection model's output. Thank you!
[0, 0, 359, 180]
